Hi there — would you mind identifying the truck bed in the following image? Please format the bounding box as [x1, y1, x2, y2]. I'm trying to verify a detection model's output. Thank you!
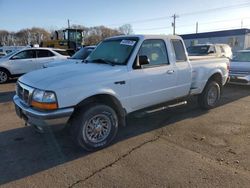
[189, 57, 229, 95]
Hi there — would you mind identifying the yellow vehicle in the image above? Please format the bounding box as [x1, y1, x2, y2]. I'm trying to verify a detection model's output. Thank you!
[41, 28, 83, 55]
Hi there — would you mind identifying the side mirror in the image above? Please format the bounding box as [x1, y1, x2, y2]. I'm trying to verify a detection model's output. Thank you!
[139, 55, 150, 66]
[208, 51, 215, 54]
[133, 55, 150, 69]
[134, 55, 150, 69]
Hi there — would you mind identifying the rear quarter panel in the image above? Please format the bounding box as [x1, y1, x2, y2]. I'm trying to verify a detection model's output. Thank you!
[190, 57, 229, 95]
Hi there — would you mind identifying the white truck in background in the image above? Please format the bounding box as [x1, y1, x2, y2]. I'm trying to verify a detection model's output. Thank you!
[187, 43, 232, 60]
[13, 35, 229, 151]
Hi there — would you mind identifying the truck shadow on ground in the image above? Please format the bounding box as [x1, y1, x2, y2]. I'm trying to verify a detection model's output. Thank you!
[0, 79, 17, 103]
[0, 91, 15, 103]
[0, 84, 249, 185]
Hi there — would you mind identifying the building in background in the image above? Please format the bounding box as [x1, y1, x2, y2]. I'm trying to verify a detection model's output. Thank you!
[181, 28, 250, 52]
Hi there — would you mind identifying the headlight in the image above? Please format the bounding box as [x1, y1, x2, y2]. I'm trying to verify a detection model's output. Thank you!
[32, 89, 45, 102]
[31, 89, 58, 110]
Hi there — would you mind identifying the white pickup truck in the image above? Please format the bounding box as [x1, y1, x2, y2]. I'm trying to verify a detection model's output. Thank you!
[13, 35, 229, 151]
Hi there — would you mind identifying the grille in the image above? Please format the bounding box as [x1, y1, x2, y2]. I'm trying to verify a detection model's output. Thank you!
[16, 82, 34, 105]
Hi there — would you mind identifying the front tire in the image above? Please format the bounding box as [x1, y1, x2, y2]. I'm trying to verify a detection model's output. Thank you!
[71, 104, 119, 151]
[0, 69, 9, 84]
[198, 81, 221, 110]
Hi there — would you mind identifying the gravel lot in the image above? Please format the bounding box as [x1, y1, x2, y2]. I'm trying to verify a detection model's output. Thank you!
[0, 81, 250, 187]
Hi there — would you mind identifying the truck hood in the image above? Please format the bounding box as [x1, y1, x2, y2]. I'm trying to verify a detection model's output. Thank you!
[19, 63, 127, 90]
[44, 58, 82, 68]
[230, 61, 250, 71]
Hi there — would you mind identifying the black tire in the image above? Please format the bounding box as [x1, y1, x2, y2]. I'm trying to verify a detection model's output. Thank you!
[0, 69, 9, 84]
[198, 81, 221, 110]
[70, 104, 119, 151]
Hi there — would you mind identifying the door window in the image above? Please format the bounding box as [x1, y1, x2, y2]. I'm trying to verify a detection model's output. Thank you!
[36, 50, 55, 58]
[12, 50, 36, 59]
[138, 39, 169, 67]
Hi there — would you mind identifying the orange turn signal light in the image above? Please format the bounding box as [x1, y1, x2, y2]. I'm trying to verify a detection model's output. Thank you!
[31, 100, 58, 110]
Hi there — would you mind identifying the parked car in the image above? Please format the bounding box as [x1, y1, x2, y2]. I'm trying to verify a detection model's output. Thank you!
[187, 44, 232, 60]
[0, 46, 27, 55]
[0, 47, 68, 83]
[13, 35, 229, 151]
[0, 52, 6, 57]
[229, 50, 250, 85]
[43, 46, 95, 68]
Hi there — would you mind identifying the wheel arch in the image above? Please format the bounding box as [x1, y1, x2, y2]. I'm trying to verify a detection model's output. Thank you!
[71, 93, 127, 127]
[0, 67, 11, 76]
[207, 72, 223, 88]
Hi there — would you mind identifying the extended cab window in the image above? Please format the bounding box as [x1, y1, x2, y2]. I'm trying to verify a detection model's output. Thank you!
[11, 50, 36, 59]
[138, 39, 169, 67]
[37, 50, 55, 58]
[171, 40, 187, 62]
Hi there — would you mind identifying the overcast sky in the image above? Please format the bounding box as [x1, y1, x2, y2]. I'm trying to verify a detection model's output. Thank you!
[1, 0, 250, 34]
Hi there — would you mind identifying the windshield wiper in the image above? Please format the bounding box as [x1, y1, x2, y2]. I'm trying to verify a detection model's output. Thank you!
[82, 59, 89, 63]
[90, 59, 116, 66]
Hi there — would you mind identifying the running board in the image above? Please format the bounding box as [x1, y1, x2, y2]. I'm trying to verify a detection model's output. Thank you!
[134, 101, 187, 118]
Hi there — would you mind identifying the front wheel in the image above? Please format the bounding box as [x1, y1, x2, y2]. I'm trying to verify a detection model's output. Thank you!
[198, 81, 221, 110]
[70, 104, 119, 151]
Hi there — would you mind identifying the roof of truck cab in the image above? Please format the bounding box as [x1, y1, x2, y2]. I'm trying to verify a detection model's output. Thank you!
[106, 34, 183, 41]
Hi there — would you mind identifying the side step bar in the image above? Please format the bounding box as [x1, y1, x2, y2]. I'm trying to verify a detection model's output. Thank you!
[134, 101, 187, 118]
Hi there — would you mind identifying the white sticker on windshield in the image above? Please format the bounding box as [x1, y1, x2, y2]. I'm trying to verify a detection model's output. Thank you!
[120, 40, 136, 46]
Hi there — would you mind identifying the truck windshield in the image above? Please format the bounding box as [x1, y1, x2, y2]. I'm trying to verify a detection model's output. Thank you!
[233, 52, 250, 62]
[187, 45, 210, 55]
[86, 38, 138, 65]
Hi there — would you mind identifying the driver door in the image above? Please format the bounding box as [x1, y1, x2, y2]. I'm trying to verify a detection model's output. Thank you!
[129, 39, 177, 111]
[9, 49, 36, 74]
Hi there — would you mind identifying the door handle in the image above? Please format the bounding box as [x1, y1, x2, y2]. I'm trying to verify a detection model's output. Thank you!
[167, 70, 175, 74]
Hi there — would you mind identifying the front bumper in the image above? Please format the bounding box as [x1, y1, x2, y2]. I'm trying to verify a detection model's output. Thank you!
[13, 95, 74, 128]
[229, 74, 250, 85]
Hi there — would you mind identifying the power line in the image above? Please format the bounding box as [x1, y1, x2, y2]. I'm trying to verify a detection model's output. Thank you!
[107, 2, 250, 27]
[134, 16, 250, 31]
[180, 2, 250, 16]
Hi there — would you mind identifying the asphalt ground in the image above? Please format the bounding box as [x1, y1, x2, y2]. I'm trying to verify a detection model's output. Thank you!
[0, 80, 250, 188]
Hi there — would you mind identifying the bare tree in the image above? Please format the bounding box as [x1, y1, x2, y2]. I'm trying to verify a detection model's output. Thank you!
[84, 26, 122, 45]
[119, 24, 133, 35]
[0, 30, 9, 46]
[0, 24, 128, 47]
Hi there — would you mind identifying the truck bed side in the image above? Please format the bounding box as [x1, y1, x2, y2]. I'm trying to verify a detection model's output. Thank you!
[189, 57, 229, 95]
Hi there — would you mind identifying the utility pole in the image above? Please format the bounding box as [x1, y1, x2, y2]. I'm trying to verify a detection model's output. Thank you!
[196, 22, 199, 33]
[68, 19, 70, 29]
[171, 14, 179, 35]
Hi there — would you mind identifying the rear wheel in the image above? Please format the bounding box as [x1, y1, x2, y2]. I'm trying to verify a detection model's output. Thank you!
[198, 81, 221, 110]
[0, 69, 9, 84]
[70, 104, 118, 151]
